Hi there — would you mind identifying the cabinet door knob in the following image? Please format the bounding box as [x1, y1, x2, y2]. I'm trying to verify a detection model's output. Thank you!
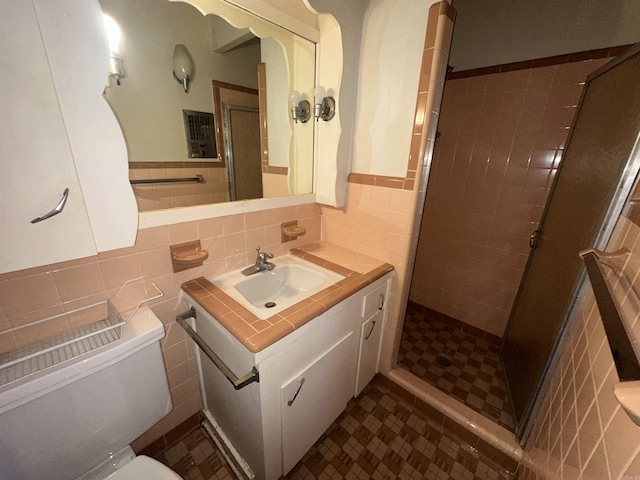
[379, 294, 384, 311]
[287, 378, 305, 406]
[365, 320, 377, 340]
[31, 188, 69, 224]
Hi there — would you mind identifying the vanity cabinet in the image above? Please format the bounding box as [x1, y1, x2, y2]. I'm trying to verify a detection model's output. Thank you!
[186, 273, 391, 480]
[0, 0, 137, 274]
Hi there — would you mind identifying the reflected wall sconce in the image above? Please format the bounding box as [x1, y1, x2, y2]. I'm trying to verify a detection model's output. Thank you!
[103, 14, 124, 86]
[289, 90, 310, 123]
[313, 85, 335, 121]
[173, 44, 194, 93]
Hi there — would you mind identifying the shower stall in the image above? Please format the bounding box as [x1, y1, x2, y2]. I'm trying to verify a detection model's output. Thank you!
[399, 44, 640, 439]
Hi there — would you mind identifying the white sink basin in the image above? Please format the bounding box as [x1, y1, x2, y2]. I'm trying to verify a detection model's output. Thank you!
[210, 254, 345, 319]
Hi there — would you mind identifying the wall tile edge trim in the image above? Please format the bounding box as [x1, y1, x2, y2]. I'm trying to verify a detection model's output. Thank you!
[348, 1, 455, 191]
[448, 44, 634, 80]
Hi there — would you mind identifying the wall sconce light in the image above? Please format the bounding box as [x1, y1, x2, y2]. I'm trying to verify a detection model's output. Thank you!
[313, 85, 335, 121]
[173, 44, 194, 93]
[103, 14, 124, 86]
[289, 90, 311, 123]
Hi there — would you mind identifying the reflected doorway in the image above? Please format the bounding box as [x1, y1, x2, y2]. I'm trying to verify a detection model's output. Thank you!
[223, 104, 263, 201]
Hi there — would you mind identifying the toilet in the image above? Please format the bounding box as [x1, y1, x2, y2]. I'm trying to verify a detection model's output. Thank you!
[0, 306, 182, 480]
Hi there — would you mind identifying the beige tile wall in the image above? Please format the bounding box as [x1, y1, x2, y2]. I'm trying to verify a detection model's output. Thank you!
[518, 215, 640, 480]
[0, 204, 321, 449]
[324, 184, 418, 373]
[262, 171, 290, 198]
[130, 166, 230, 212]
[410, 57, 610, 337]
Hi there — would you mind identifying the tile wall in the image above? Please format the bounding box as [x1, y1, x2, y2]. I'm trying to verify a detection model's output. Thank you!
[518, 215, 640, 479]
[323, 183, 419, 373]
[130, 164, 230, 212]
[0, 204, 321, 449]
[409, 57, 610, 337]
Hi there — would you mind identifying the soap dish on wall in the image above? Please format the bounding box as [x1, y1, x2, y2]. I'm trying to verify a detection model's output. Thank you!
[170, 240, 209, 272]
[281, 221, 306, 243]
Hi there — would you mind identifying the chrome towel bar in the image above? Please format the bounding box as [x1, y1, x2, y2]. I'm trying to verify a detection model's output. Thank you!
[176, 307, 259, 390]
[131, 174, 204, 185]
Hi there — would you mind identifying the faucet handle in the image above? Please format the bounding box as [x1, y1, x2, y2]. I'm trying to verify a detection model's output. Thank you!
[255, 246, 273, 261]
[255, 246, 273, 260]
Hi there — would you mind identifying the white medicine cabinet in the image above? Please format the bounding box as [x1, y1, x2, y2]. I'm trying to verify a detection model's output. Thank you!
[0, 0, 137, 274]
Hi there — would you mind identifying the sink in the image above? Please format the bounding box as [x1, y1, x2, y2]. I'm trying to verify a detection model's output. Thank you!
[210, 254, 345, 319]
[236, 265, 326, 306]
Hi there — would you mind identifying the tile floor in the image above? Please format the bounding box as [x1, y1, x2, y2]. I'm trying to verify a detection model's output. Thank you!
[396, 302, 516, 431]
[154, 378, 514, 479]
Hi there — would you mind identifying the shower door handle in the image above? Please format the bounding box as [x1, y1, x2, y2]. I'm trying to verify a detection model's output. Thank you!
[529, 229, 541, 249]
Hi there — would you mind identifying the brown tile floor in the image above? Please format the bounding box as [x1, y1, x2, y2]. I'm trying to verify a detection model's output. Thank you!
[396, 302, 516, 432]
[154, 379, 514, 479]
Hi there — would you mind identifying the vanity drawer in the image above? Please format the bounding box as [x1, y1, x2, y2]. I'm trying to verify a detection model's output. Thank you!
[361, 283, 386, 319]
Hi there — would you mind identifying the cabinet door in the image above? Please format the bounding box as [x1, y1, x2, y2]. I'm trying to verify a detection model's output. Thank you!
[281, 331, 354, 475]
[355, 308, 384, 396]
[0, 1, 96, 273]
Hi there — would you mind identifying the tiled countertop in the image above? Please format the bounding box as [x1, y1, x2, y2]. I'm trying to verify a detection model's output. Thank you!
[181, 242, 393, 353]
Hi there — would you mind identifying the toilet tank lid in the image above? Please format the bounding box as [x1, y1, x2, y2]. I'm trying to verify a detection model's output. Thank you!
[107, 456, 182, 480]
[0, 306, 165, 414]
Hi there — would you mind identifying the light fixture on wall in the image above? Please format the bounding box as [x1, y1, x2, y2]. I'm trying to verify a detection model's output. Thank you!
[313, 85, 335, 121]
[103, 14, 124, 86]
[289, 90, 310, 123]
[172, 44, 194, 93]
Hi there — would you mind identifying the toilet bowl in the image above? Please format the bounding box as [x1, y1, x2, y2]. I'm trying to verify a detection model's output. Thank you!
[78, 446, 182, 480]
[107, 455, 182, 480]
[0, 307, 183, 480]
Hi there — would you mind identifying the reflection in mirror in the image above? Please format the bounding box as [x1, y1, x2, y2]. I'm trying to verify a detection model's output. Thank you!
[99, 0, 315, 212]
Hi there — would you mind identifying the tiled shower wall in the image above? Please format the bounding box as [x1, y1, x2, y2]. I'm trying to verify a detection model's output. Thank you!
[409, 57, 610, 337]
[518, 215, 640, 479]
[0, 204, 321, 449]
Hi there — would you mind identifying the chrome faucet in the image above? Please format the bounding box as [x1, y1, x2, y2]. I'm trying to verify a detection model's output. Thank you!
[241, 246, 275, 276]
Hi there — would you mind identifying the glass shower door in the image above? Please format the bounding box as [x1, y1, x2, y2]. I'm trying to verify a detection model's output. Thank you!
[502, 45, 640, 439]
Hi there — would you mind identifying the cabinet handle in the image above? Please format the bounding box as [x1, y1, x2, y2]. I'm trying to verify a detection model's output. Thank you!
[365, 320, 377, 340]
[287, 378, 305, 406]
[31, 188, 69, 224]
[379, 294, 384, 311]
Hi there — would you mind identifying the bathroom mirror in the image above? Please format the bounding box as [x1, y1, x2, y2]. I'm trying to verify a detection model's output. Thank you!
[99, 0, 316, 214]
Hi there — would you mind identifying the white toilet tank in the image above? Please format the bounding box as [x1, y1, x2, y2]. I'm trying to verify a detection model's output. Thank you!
[0, 306, 173, 480]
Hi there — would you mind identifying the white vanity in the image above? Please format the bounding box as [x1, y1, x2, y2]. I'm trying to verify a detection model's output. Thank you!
[180, 245, 392, 479]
